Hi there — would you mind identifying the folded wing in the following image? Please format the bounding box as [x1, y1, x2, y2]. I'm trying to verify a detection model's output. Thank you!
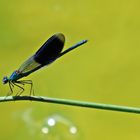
[18, 33, 65, 75]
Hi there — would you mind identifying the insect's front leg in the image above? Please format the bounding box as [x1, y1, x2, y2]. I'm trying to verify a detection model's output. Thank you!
[6, 81, 14, 96]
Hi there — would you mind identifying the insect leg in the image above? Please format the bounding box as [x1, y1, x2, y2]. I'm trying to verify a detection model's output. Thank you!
[13, 82, 25, 96]
[6, 82, 14, 96]
[17, 80, 34, 96]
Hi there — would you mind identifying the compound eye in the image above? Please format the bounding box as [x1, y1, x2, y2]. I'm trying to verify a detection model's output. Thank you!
[2, 76, 8, 84]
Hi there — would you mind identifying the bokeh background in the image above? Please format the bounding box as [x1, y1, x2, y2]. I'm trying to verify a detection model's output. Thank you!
[0, 0, 140, 139]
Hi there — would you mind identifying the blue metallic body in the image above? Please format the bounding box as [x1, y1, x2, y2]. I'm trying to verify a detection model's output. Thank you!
[9, 71, 23, 81]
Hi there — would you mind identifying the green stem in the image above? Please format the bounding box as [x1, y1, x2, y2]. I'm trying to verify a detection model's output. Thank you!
[0, 96, 140, 114]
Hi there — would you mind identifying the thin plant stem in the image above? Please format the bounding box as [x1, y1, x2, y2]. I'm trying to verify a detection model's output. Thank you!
[0, 96, 140, 114]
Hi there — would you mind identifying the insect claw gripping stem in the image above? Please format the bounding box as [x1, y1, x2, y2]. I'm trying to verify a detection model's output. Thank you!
[6, 82, 14, 97]
[7, 81, 16, 96]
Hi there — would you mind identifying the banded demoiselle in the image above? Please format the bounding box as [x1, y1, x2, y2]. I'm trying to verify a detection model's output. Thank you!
[3, 33, 87, 96]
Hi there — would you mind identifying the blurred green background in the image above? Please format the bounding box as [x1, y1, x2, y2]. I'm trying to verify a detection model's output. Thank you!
[0, 0, 140, 139]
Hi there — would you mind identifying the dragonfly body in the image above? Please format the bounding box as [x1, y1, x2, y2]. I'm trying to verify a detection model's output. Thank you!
[9, 70, 22, 81]
[3, 33, 87, 95]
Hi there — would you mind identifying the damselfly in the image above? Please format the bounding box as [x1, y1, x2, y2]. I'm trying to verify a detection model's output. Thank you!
[3, 33, 87, 96]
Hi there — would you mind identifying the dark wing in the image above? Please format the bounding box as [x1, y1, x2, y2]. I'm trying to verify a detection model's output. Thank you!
[34, 33, 65, 65]
[18, 33, 65, 75]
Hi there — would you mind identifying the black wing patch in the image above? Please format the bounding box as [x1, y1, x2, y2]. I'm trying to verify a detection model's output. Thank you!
[34, 33, 65, 66]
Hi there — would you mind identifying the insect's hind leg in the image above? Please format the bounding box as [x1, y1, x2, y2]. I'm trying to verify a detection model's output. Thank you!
[13, 82, 25, 96]
[17, 80, 34, 96]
